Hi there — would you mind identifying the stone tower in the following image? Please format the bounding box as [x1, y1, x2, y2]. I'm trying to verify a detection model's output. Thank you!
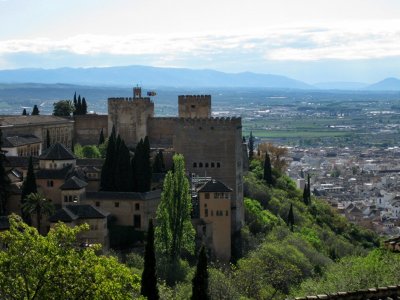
[108, 87, 154, 148]
[178, 95, 211, 118]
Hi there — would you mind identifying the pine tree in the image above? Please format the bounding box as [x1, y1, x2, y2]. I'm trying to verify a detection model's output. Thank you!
[32, 105, 39, 115]
[21, 156, 37, 223]
[82, 97, 88, 115]
[46, 129, 51, 149]
[0, 129, 11, 215]
[100, 126, 116, 191]
[141, 219, 159, 300]
[287, 203, 294, 232]
[98, 128, 105, 145]
[248, 131, 254, 160]
[191, 246, 209, 300]
[22, 109, 27, 116]
[307, 174, 311, 205]
[263, 151, 273, 185]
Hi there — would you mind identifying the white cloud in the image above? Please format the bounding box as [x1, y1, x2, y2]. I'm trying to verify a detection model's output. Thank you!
[1, 20, 400, 62]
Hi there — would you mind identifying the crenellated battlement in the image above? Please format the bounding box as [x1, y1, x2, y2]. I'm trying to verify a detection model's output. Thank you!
[108, 97, 153, 104]
[178, 95, 211, 102]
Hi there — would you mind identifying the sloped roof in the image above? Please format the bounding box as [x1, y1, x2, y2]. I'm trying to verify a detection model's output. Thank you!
[2, 134, 41, 147]
[40, 143, 75, 160]
[36, 165, 73, 180]
[49, 205, 107, 223]
[86, 190, 161, 201]
[59, 176, 88, 190]
[198, 179, 232, 193]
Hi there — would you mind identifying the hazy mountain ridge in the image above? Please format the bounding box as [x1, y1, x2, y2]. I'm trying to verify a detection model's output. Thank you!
[0, 65, 399, 90]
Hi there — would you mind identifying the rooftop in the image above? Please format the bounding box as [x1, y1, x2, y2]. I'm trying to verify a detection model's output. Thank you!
[49, 204, 108, 223]
[59, 176, 88, 190]
[40, 143, 75, 160]
[198, 179, 232, 193]
[2, 134, 41, 147]
[0, 115, 73, 127]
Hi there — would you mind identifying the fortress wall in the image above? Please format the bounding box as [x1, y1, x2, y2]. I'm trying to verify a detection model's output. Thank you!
[74, 115, 108, 145]
[147, 117, 177, 148]
[172, 117, 244, 231]
[178, 95, 211, 118]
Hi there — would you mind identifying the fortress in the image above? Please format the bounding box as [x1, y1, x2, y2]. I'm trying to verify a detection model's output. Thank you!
[106, 87, 245, 232]
[0, 86, 246, 259]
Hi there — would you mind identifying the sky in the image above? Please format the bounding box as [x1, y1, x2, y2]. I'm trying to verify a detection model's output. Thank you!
[1, 0, 400, 83]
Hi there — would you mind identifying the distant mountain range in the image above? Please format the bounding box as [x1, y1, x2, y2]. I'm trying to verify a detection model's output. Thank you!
[0, 65, 399, 91]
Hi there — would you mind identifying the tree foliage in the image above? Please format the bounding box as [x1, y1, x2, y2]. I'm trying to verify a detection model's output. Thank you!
[141, 219, 159, 300]
[53, 100, 74, 116]
[155, 154, 195, 262]
[263, 151, 274, 185]
[32, 104, 39, 115]
[98, 128, 105, 145]
[248, 131, 254, 161]
[0, 215, 141, 299]
[191, 246, 209, 300]
[257, 142, 289, 172]
[21, 156, 37, 222]
[22, 193, 54, 233]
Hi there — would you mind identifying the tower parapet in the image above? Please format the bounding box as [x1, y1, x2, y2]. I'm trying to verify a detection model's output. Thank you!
[178, 95, 211, 118]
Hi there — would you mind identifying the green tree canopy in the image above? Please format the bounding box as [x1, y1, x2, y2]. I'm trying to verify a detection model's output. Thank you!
[155, 154, 195, 262]
[0, 215, 141, 299]
[141, 219, 159, 300]
[191, 246, 210, 300]
[0, 129, 11, 215]
[53, 100, 74, 116]
[32, 104, 39, 115]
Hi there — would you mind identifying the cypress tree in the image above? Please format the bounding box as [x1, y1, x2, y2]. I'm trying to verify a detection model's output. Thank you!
[0, 129, 11, 215]
[32, 105, 39, 115]
[98, 128, 105, 145]
[115, 138, 132, 192]
[152, 150, 165, 173]
[248, 131, 254, 160]
[191, 246, 209, 300]
[142, 136, 152, 192]
[22, 109, 27, 116]
[263, 151, 273, 185]
[46, 129, 51, 149]
[100, 126, 116, 191]
[77, 95, 82, 115]
[132, 139, 143, 192]
[303, 184, 309, 205]
[141, 219, 159, 300]
[21, 156, 37, 222]
[288, 203, 294, 232]
[82, 97, 88, 115]
[73, 92, 77, 116]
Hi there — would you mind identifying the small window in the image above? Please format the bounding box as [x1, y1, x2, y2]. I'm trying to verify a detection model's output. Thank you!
[211, 162, 215, 168]
[95, 202, 100, 207]
[64, 196, 68, 202]
[135, 203, 140, 210]
[226, 210, 229, 216]
[205, 209, 208, 217]
[217, 162, 221, 168]
[205, 193, 210, 199]
[193, 162, 197, 168]
[68, 196, 72, 202]
[204, 203, 207, 208]
[115, 202, 119, 208]
[191, 105, 196, 108]
[214, 193, 219, 198]
[205, 163, 209, 168]
[199, 162, 203, 168]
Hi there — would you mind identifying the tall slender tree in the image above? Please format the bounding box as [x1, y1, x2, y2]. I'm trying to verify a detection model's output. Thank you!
[142, 136, 152, 192]
[77, 95, 82, 115]
[82, 97, 88, 115]
[73, 92, 77, 116]
[263, 151, 273, 185]
[248, 131, 254, 160]
[287, 203, 294, 232]
[191, 246, 210, 300]
[22, 192, 54, 234]
[32, 105, 39, 115]
[303, 184, 309, 205]
[141, 219, 159, 300]
[100, 126, 116, 191]
[132, 139, 143, 192]
[0, 129, 11, 215]
[155, 154, 195, 262]
[307, 174, 311, 205]
[152, 150, 165, 173]
[115, 140, 132, 192]
[22, 109, 27, 116]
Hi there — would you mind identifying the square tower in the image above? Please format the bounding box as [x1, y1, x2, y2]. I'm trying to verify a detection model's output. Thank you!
[178, 95, 211, 118]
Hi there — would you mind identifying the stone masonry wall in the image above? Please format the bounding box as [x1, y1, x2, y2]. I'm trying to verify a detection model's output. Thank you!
[74, 114, 108, 146]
